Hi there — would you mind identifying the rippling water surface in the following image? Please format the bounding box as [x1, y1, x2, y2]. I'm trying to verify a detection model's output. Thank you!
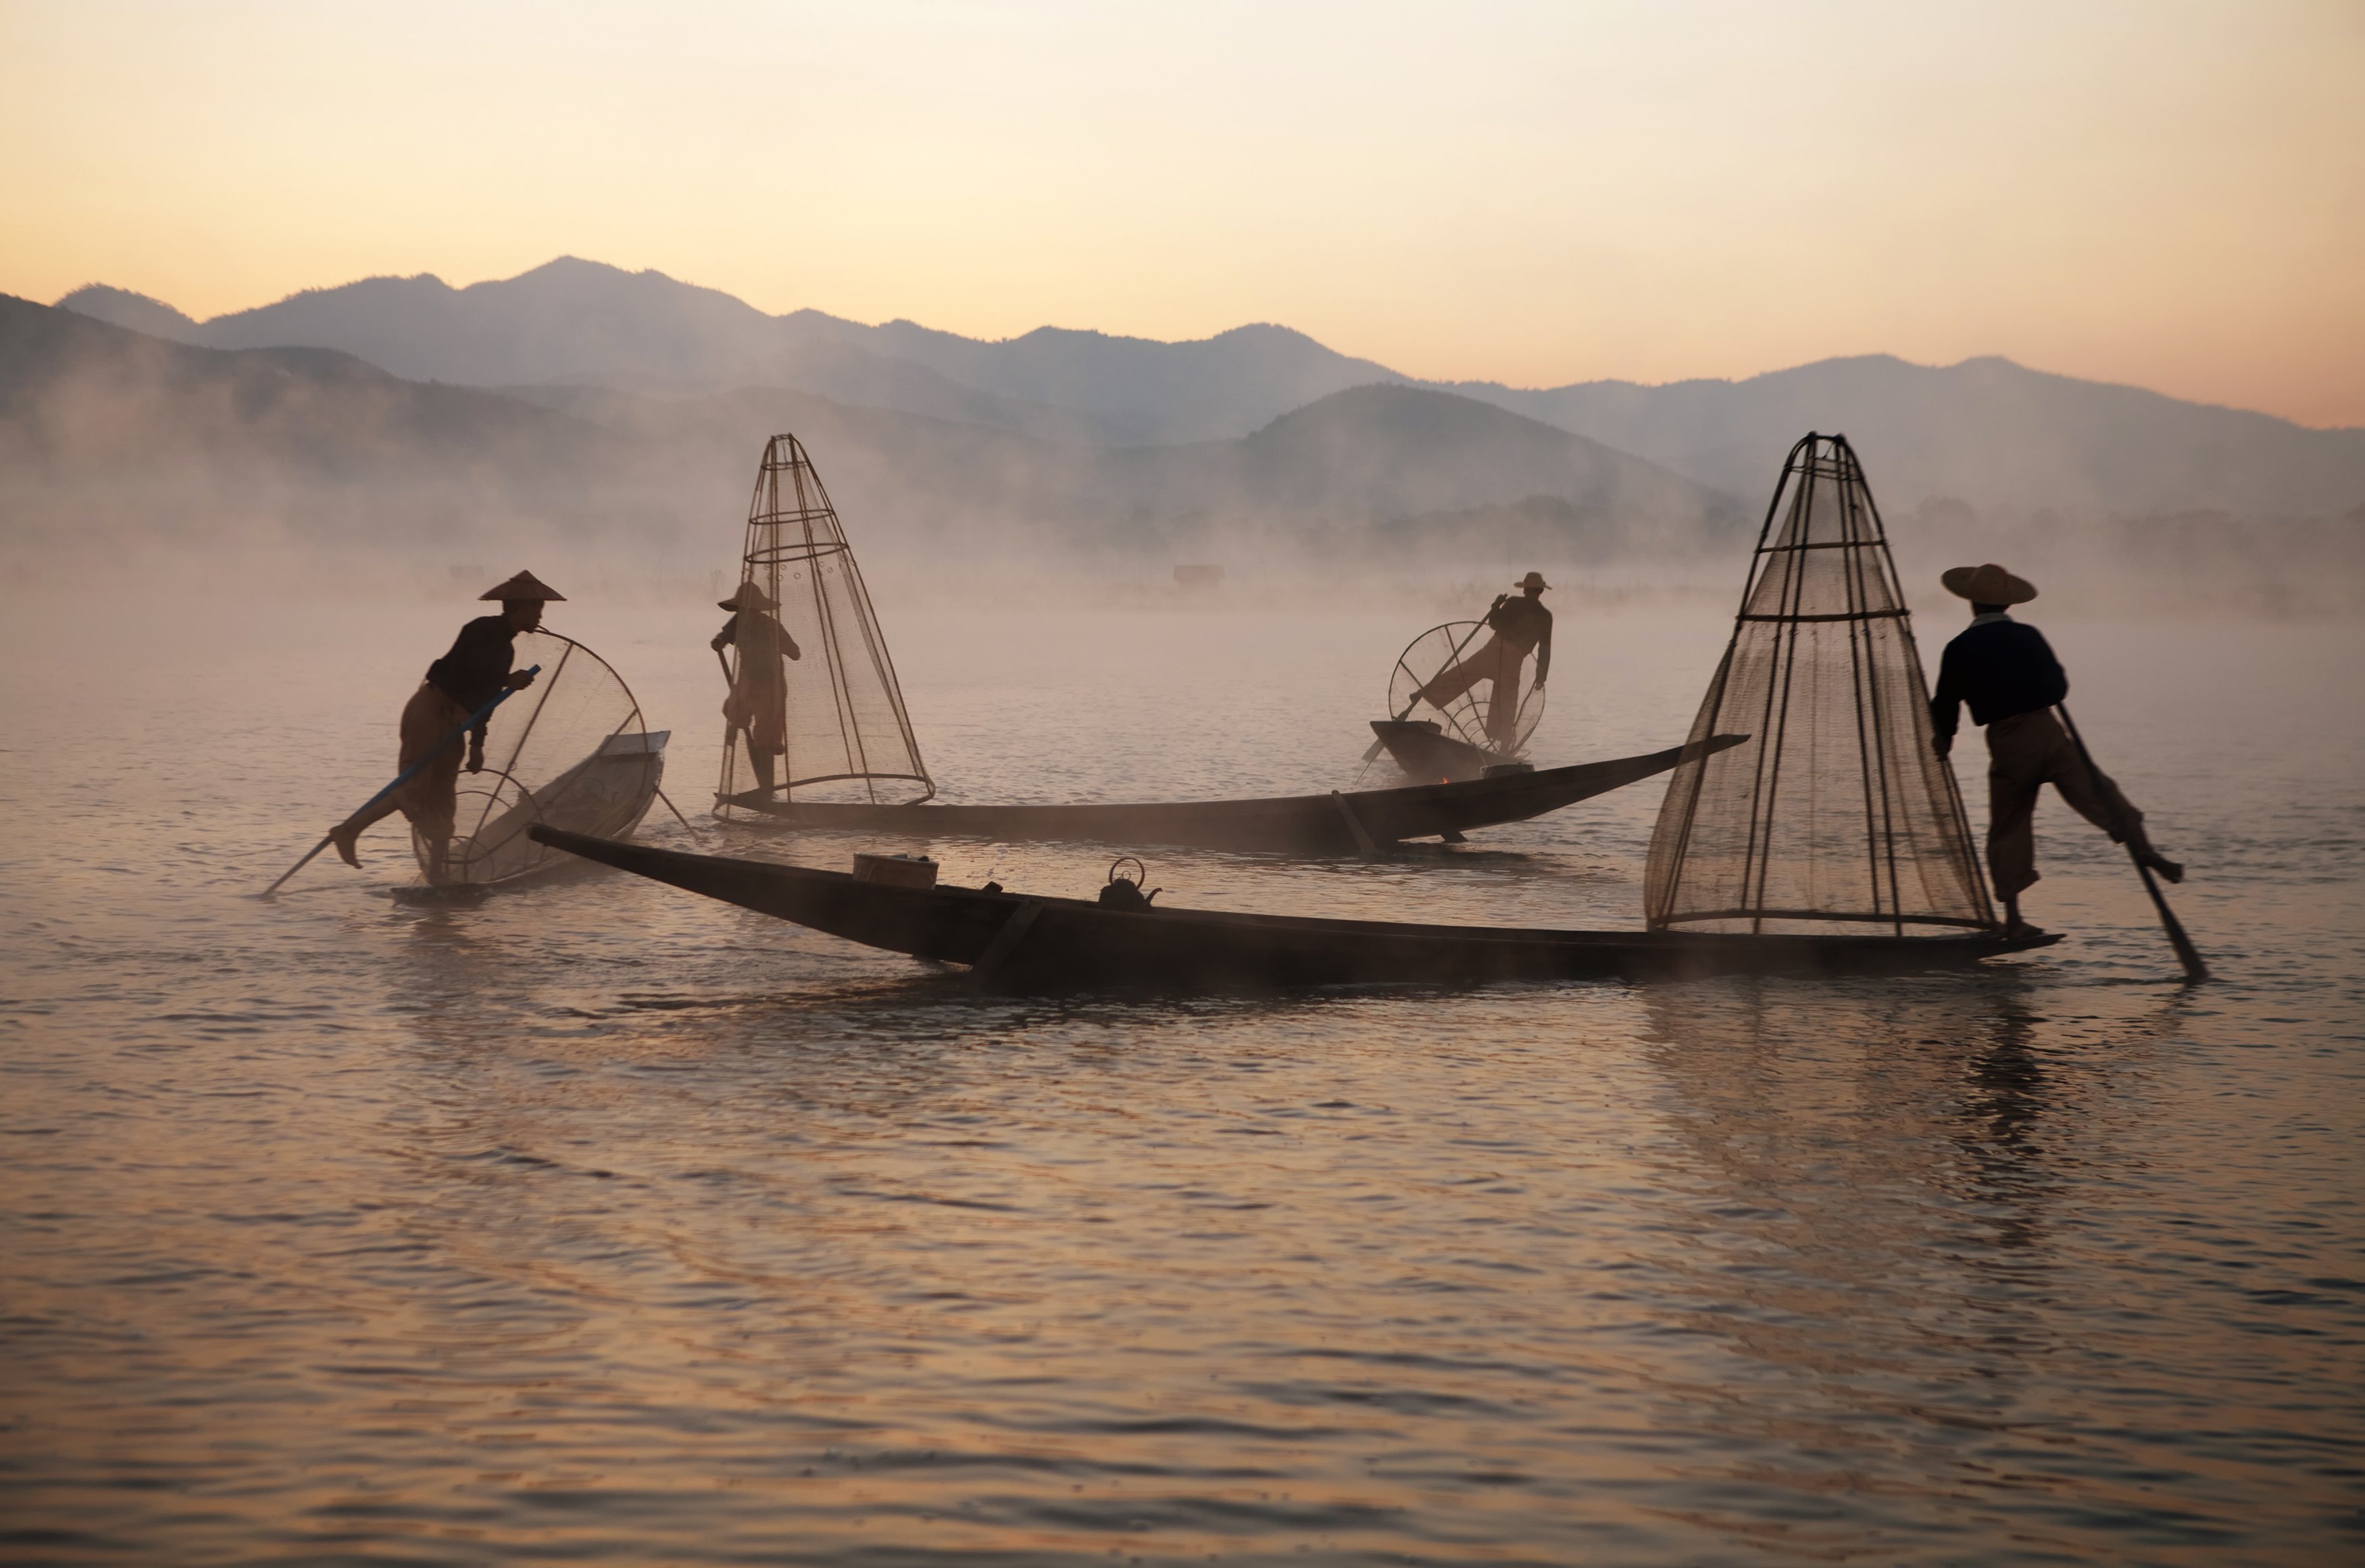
[2, 588, 2360, 1565]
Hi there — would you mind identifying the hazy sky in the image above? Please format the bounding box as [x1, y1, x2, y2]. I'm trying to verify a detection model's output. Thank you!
[5, 0, 2361, 425]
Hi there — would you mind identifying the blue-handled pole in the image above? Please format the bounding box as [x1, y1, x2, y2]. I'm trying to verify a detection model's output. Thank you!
[259, 666, 541, 897]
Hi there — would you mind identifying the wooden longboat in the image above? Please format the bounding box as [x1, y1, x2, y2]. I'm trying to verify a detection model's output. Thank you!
[529, 826, 2060, 994]
[718, 736, 1746, 855]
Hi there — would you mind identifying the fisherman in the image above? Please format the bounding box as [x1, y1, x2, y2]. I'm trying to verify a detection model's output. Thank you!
[1417, 571, 1553, 749]
[1929, 563, 2182, 936]
[327, 572, 557, 883]
[712, 579, 801, 794]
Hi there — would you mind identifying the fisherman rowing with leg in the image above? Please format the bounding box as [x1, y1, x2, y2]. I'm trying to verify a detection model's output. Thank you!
[327, 571, 559, 883]
[712, 579, 801, 796]
[1928, 563, 2183, 938]
[1416, 571, 1553, 750]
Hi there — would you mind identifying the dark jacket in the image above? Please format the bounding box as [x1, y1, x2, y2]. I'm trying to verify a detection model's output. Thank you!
[425, 615, 520, 719]
[1486, 594, 1553, 682]
[1930, 615, 2068, 741]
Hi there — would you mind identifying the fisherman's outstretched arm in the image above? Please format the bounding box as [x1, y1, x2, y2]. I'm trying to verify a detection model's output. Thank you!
[1534, 622, 1551, 687]
[710, 617, 739, 653]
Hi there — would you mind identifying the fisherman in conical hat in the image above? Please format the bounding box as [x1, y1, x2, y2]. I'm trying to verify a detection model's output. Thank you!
[711, 578, 801, 796]
[1416, 571, 1554, 750]
[328, 571, 559, 883]
[1930, 563, 2182, 937]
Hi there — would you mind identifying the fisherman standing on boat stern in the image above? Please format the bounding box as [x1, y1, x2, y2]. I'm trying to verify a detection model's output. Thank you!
[1928, 563, 2183, 937]
[1416, 572, 1553, 749]
[327, 572, 556, 883]
[713, 580, 801, 795]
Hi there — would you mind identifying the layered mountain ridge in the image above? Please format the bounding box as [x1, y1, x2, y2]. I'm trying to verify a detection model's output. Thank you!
[55, 256, 2365, 520]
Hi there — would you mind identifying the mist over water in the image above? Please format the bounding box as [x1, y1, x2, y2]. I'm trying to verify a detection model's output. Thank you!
[2, 579, 2360, 1565]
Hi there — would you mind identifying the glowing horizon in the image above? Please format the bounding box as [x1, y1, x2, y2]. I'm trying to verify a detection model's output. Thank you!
[4, 1, 2360, 427]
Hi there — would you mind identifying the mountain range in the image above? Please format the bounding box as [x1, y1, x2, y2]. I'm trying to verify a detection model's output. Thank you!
[57, 257, 2365, 521]
[1, 293, 1733, 567]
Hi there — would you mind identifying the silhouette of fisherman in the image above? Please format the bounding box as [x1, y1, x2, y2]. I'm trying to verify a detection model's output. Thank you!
[712, 580, 802, 795]
[1417, 572, 1553, 749]
[1929, 563, 2183, 937]
[328, 571, 557, 883]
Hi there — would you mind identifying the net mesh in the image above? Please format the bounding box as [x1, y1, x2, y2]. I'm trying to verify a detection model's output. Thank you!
[1645, 434, 1994, 934]
[1388, 621, 1546, 757]
[420, 631, 664, 885]
[716, 434, 932, 815]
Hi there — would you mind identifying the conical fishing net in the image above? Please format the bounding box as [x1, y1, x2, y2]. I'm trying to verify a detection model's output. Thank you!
[421, 630, 665, 884]
[1645, 434, 1994, 935]
[716, 434, 932, 815]
[1388, 620, 1546, 756]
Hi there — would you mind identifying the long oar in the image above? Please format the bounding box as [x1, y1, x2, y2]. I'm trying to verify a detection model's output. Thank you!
[2056, 705, 2208, 982]
[259, 668, 541, 898]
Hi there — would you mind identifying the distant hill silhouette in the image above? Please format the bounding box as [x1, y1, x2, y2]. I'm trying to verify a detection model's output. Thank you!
[53, 284, 202, 343]
[59, 257, 1401, 445]
[1447, 355, 2365, 518]
[1, 295, 1731, 564]
[55, 257, 2365, 520]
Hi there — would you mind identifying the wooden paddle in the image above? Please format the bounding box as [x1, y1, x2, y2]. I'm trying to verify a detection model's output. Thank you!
[2056, 704, 2208, 982]
[258, 667, 540, 897]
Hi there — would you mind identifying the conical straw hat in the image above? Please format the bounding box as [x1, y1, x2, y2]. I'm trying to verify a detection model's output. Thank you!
[480, 570, 566, 602]
[1939, 563, 2036, 605]
[719, 580, 777, 611]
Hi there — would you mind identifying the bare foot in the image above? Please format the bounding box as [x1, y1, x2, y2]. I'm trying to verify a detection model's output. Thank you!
[2141, 852, 2185, 884]
[329, 824, 361, 868]
[2003, 917, 2045, 940]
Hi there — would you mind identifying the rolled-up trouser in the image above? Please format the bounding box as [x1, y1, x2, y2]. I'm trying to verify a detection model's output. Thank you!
[391, 682, 471, 842]
[1985, 708, 2155, 899]
[1417, 636, 1529, 747]
[723, 678, 787, 756]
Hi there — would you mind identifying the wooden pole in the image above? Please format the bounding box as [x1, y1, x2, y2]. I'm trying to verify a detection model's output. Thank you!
[259, 667, 539, 898]
[2056, 705, 2208, 982]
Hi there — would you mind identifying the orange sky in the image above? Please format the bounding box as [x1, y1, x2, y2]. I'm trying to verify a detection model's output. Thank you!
[3, 0, 2360, 426]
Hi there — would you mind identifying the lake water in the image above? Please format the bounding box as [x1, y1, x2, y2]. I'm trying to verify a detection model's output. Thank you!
[3, 584, 2360, 1565]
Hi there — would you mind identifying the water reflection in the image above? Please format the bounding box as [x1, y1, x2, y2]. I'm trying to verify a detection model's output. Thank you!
[1628, 975, 2198, 1554]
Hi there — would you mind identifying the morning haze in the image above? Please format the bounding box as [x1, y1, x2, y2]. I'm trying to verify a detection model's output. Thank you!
[3, 6, 2361, 1566]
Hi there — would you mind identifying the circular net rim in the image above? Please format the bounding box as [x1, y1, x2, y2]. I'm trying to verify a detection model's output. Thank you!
[1387, 620, 1545, 756]
[413, 632, 657, 886]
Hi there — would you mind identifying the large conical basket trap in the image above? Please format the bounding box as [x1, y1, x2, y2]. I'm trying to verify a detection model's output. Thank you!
[1645, 434, 1995, 935]
[716, 434, 932, 817]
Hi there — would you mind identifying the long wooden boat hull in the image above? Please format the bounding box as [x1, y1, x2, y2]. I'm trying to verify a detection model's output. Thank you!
[718, 736, 1746, 855]
[530, 827, 2060, 994]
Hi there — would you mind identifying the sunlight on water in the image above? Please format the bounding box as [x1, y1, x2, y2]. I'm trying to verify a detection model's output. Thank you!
[1, 590, 2360, 1565]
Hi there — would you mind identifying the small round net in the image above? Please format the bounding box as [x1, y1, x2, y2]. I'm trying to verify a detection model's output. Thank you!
[1388, 621, 1545, 757]
[1645, 434, 1995, 936]
[716, 434, 932, 816]
[419, 631, 664, 885]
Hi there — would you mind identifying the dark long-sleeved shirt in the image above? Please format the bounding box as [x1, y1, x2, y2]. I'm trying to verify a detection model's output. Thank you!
[424, 615, 520, 721]
[1487, 593, 1553, 682]
[1929, 613, 2068, 741]
[711, 611, 801, 677]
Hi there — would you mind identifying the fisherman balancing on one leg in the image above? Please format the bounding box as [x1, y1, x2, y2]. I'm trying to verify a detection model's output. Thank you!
[712, 579, 801, 796]
[1416, 571, 1553, 750]
[328, 572, 559, 883]
[1928, 563, 2183, 938]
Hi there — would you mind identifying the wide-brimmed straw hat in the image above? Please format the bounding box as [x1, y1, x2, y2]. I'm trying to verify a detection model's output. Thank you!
[480, 570, 566, 603]
[1515, 571, 1551, 590]
[1940, 563, 2037, 605]
[718, 580, 776, 611]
